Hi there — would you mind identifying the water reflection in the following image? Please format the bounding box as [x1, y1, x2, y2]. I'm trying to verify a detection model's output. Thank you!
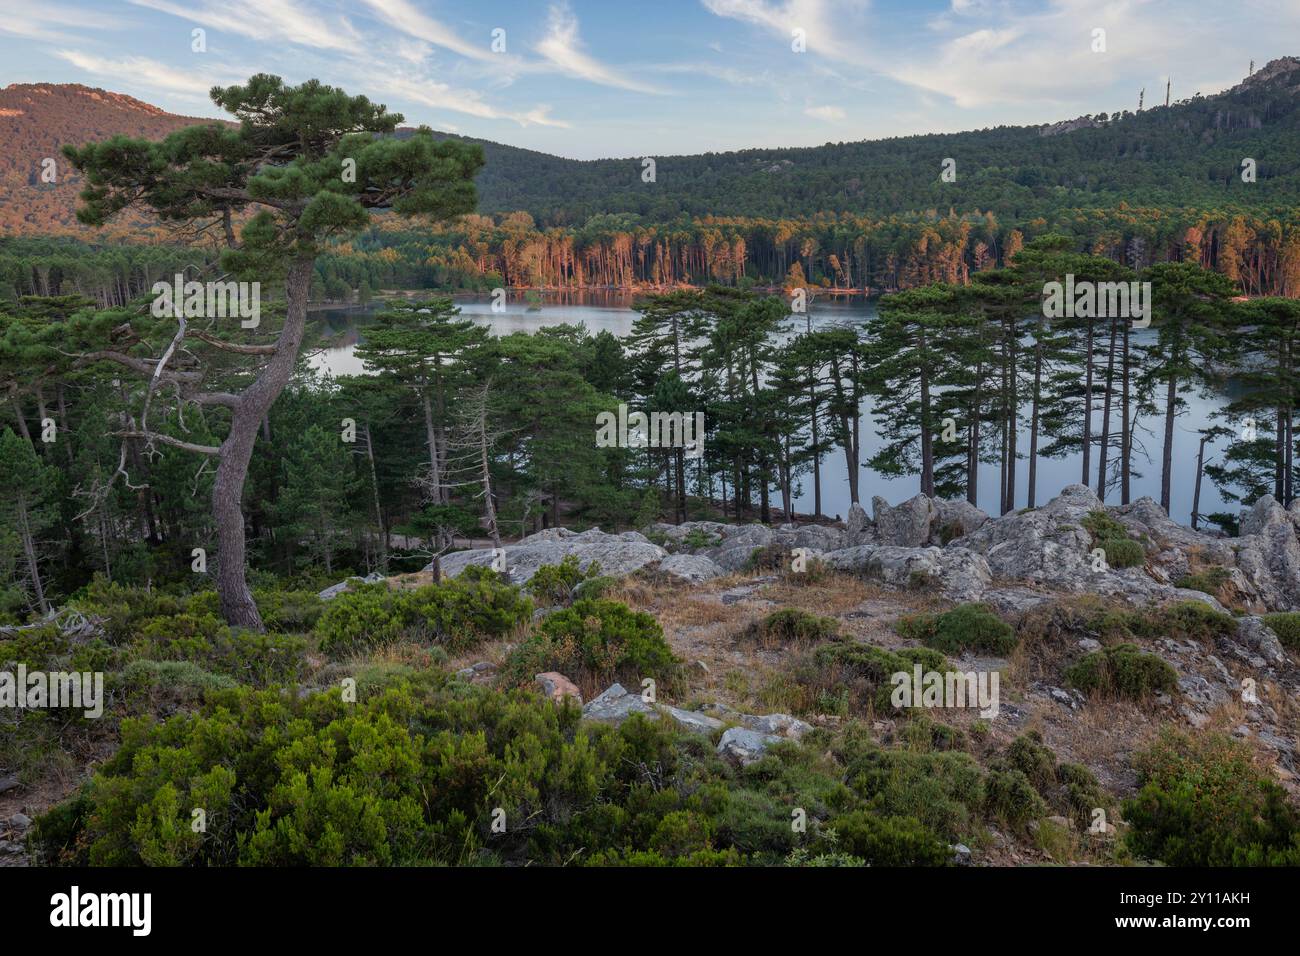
[307, 291, 1243, 527]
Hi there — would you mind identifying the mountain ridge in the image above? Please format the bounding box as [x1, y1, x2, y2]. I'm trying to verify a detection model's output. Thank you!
[4, 58, 1300, 235]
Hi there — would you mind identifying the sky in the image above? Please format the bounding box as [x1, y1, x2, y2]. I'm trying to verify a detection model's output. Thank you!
[2, 0, 1299, 159]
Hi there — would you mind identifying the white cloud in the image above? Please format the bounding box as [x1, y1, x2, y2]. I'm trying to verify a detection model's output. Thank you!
[0, 0, 120, 42]
[535, 3, 664, 94]
[805, 104, 845, 120]
[129, 0, 361, 52]
[54, 49, 230, 96]
[701, 0, 872, 66]
[368, 73, 570, 128]
[357, 0, 495, 62]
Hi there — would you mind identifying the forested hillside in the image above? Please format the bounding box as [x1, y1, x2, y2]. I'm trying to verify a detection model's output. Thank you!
[440, 57, 1300, 224]
[5, 61, 1300, 297]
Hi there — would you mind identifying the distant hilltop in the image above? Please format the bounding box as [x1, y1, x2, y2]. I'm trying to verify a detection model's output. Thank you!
[3, 55, 1300, 235]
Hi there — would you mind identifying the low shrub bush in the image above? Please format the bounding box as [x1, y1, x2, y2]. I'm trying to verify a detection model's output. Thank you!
[897, 603, 1017, 655]
[1065, 642, 1177, 699]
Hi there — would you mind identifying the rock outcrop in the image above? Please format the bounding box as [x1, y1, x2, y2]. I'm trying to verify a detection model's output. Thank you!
[581, 684, 812, 766]
[411, 484, 1298, 614]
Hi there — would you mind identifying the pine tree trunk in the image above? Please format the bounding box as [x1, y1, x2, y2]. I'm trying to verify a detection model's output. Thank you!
[213, 257, 314, 631]
[364, 424, 387, 572]
[1097, 317, 1118, 502]
[1120, 321, 1133, 504]
[1082, 318, 1094, 483]
[16, 493, 48, 614]
[1160, 373, 1176, 514]
[1027, 336, 1042, 508]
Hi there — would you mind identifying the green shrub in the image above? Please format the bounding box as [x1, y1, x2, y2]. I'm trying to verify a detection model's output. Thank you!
[574, 575, 617, 600]
[128, 614, 307, 685]
[71, 579, 187, 645]
[985, 767, 1048, 830]
[827, 811, 950, 866]
[251, 588, 325, 632]
[314, 574, 531, 657]
[0, 623, 67, 668]
[847, 748, 985, 841]
[682, 529, 721, 551]
[1130, 601, 1236, 643]
[1263, 612, 1300, 649]
[1006, 731, 1058, 792]
[1065, 643, 1177, 699]
[1080, 509, 1131, 543]
[741, 608, 839, 646]
[1081, 510, 1145, 568]
[1058, 762, 1108, 831]
[1175, 566, 1231, 596]
[1100, 538, 1145, 569]
[528, 555, 601, 607]
[31, 678, 854, 867]
[797, 640, 950, 715]
[898, 603, 1017, 655]
[1124, 730, 1300, 866]
[500, 598, 679, 689]
[312, 584, 404, 655]
[900, 716, 967, 752]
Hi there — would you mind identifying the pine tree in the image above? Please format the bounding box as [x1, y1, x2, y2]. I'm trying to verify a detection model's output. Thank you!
[61, 75, 482, 629]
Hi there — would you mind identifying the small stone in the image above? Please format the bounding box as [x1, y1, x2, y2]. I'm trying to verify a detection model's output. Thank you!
[534, 672, 582, 705]
[717, 727, 781, 766]
[0, 774, 18, 794]
[748, 713, 813, 740]
[1078, 638, 1102, 652]
[9, 813, 31, 829]
[952, 843, 972, 865]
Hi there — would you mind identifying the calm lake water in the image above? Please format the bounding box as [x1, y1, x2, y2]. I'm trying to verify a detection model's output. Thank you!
[309, 291, 1242, 527]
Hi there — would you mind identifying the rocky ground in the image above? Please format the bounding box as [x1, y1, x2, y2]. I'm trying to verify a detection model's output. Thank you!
[422, 483, 1300, 837]
[7, 485, 1297, 866]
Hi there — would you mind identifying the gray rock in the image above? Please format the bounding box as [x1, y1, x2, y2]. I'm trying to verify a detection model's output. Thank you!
[962, 484, 1104, 587]
[0, 775, 18, 794]
[844, 502, 873, 547]
[454, 661, 497, 684]
[8, 813, 30, 829]
[317, 571, 386, 601]
[656, 553, 726, 584]
[581, 683, 656, 723]
[664, 706, 726, 735]
[747, 713, 813, 740]
[819, 543, 991, 602]
[873, 494, 939, 548]
[717, 726, 781, 766]
[1234, 616, 1287, 666]
[434, 530, 669, 585]
[774, 523, 846, 552]
[952, 843, 972, 865]
[1234, 496, 1300, 611]
[704, 525, 776, 572]
[930, 499, 989, 545]
[580, 683, 724, 735]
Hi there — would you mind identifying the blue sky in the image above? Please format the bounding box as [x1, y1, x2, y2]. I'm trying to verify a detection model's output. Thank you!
[2, 0, 1299, 159]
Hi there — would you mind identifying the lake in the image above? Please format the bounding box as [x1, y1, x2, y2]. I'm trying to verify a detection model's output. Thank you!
[309, 291, 1244, 528]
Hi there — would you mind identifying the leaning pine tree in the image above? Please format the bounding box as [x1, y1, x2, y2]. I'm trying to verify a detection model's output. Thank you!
[63, 75, 483, 629]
